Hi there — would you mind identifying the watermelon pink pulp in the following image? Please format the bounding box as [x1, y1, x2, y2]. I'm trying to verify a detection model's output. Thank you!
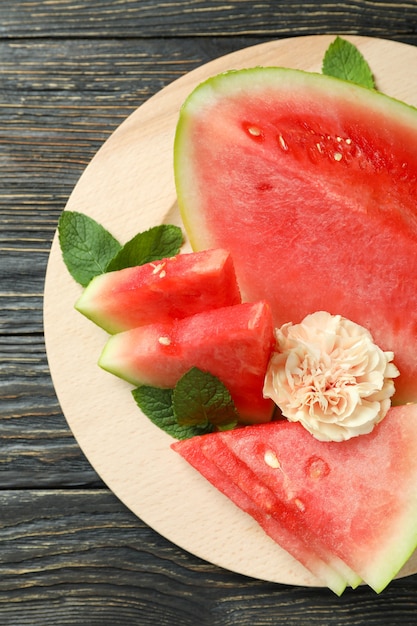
[75, 248, 241, 334]
[173, 431, 355, 595]
[99, 300, 275, 423]
[174, 68, 417, 405]
[172, 403, 417, 593]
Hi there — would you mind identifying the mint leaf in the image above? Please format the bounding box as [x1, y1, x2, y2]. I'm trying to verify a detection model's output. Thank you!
[58, 211, 183, 285]
[106, 224, 183, 272]
[173, 368, 239, 431]
[132, 369, 239, 439]
[132, 385, 213, 439]
[58, 211, 122, 287]
[322, 36, 375, 89]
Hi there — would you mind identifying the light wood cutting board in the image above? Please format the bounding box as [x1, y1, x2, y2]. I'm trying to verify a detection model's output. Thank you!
[44, 35, 417, 588]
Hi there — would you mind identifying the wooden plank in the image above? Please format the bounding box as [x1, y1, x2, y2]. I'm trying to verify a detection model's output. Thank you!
[1, 1, 417, 41]
[2, 27, 417, 622]
[0, 335, 102, 487]
[0, 489, 416, 625]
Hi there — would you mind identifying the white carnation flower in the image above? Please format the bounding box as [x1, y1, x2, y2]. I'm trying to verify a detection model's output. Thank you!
[263, 311, 400, 442]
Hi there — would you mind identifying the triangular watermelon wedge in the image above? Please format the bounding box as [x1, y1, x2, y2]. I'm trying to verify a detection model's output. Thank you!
[172, 404, 417, 593]
[75, 248, 241, 333]
[197, 434, 361, 590]
[99, 300, 275, 423]
[172, 433, 350, 594]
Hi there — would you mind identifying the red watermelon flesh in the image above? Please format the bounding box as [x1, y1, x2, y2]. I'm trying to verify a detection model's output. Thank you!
[75, 248, 241, 334]
[197, 433, 361, 590]
[172, 434, 350, 594]
[174, 68, 417, 404]
[214, 404, 417, 592]
[99, 300, 275, 423]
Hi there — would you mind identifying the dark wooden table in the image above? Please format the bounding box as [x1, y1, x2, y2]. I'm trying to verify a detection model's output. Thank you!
[2, 2, 417, 624]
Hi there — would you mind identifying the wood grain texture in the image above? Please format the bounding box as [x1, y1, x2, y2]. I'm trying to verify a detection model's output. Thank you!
[0, 336, 102, 488]
[1, 1, 417, 41]
[0, 490, 416, 626]
[2, 1, 417, 622]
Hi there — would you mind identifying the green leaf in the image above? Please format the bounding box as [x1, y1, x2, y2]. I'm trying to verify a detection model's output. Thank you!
[132, 369, 240, 439]
[132, 386, 213, 440]
[173, 368, 239, 431]
[322, 36, 375, 89]
[106, 224, 183, 272]
[58, 211, 122, 287]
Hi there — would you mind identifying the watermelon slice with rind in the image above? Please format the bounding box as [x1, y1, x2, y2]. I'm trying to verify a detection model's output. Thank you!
[99, 300, 275, 423]
[75, 248, 241, 334]
[173, 434, 351, 595]
[174, 67, 417, 405]
[172, 404, 417, 593]
[198, 435, 361, 590]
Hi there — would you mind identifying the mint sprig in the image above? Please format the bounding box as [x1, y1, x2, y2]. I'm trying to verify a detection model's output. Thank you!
[132, 368, 239, 439]
[106, 224, 183, 272]
[58, 211, 183, 287]
[58, 211, 122, 287]
[322, 36, 375, 89]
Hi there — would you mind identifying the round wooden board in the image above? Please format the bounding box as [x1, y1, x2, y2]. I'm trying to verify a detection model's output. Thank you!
[44, 35, 417, 587]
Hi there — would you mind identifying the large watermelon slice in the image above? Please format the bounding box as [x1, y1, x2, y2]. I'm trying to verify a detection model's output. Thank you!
[99, 300, 275, 422]
[75, 248, 241, 334]
[174, 68, 417, 405]
[172, 403, 417, 593]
